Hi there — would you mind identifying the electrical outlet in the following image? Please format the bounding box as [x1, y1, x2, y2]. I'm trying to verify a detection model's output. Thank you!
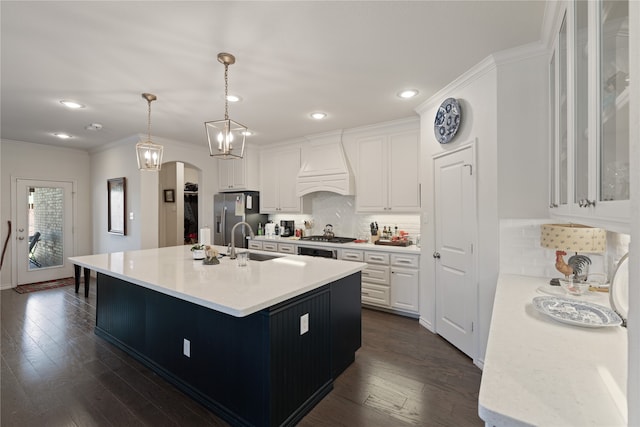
[300, 313, 309, 335]
[183, 338, 190, 357]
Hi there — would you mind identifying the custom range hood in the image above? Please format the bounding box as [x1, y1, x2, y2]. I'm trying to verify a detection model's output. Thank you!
[296, 130, 355, 196]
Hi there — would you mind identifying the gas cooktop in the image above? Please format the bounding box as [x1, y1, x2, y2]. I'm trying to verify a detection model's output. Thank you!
[300, 236, 356, 244]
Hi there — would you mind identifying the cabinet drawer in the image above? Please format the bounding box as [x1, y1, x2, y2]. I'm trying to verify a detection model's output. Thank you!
[262, 242, 278, 252]
[362, 265, 390, 285]
[248, 241, 263, 250]
[391, 253, 419, 268]
[277, 243, 296, 254]
[339, 249, 364, 262]
[361, 283, 390, 307]
[364, 252, 390, 265]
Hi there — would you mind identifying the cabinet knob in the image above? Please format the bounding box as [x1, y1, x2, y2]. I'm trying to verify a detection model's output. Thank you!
[433, 252, 441, 259]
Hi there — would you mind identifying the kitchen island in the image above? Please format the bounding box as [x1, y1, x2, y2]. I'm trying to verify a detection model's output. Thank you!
[69, 246, 366, 427]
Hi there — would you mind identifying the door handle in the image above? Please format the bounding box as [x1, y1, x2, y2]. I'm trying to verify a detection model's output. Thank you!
[433, 252, 441, 259]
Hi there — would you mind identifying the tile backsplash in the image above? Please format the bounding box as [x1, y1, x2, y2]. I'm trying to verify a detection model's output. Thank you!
[268, 192, 420, 241]
[500, 219, 630, 282]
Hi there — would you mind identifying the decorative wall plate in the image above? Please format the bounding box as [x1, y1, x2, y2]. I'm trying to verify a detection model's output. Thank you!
[532, 296, 622, 328]
[434, 98, 461, 144]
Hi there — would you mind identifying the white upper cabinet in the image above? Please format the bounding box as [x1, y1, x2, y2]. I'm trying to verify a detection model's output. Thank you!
[260, 146, 304, 213]
[355, 126, 420, 213]
[218, 146, 259, 192]
[549, 0, 630, 232]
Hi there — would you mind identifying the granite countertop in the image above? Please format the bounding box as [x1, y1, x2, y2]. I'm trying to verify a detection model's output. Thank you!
[69, 245, 366, 317]
[251, 236, 421, 254]
[479, 274, 628, 426]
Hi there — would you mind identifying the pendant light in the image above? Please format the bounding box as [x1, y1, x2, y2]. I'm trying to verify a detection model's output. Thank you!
[205, 52, 247, 159]
[136, 93, 163, 171]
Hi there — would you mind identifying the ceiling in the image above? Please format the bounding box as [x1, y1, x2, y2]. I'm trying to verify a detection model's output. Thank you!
[1, 1, 547, 152]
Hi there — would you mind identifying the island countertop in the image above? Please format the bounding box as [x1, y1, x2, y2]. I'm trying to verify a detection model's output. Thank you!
[479, 274, 627, 426]
[69, 245, 366, 317]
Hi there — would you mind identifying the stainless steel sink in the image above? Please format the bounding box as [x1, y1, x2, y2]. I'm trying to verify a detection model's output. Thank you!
[248, 253, 281, 262]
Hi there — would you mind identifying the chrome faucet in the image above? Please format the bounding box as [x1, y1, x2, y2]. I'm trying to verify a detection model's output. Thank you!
[229, 221, 255, 259]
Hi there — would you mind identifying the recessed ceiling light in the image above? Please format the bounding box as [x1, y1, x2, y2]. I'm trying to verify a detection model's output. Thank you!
[60, 100, 85, 109]
[310, 112, 327, 120]
[53, 132, 72, 139]
[226, 94, 241, 103]
[85, 123, 103, 131]
[397, 89, 419, 99]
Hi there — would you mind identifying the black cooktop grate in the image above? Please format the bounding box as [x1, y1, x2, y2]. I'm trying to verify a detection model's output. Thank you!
[299, 236, 355, 244]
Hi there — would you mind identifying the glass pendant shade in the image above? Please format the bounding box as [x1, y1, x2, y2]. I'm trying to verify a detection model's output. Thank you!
[136, 139, 164, 171]
[205, 118, 246, 159]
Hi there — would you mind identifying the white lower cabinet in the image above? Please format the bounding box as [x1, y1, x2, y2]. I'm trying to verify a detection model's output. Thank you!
[248, 240, 263, 250]
[340, 248, 419, 316]
[390, 267, 419, 313]
[261, 241, 278, 252]
[277, 243, 296, 254]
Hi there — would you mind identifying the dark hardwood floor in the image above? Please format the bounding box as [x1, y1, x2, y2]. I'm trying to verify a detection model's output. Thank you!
[1, 280, 482, 426]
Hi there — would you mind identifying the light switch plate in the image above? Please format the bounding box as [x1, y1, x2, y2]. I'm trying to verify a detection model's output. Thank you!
[300, 313, 309, 335]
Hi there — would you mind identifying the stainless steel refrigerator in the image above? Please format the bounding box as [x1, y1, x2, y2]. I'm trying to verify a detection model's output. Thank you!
[213, 192, 267, 249]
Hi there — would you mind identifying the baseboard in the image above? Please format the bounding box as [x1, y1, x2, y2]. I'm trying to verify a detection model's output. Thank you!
[419, 316, 435, 333]
[1, 283, 14, 291]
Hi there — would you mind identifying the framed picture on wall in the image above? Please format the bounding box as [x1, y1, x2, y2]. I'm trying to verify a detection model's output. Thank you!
[107, 177, 126, 235]
[164, 189, 175, 203]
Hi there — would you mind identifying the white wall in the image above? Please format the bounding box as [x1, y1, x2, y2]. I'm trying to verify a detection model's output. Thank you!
[0, 139, 92, 288]
[90, 135, 218, 255]
[415, 44, 548, 365]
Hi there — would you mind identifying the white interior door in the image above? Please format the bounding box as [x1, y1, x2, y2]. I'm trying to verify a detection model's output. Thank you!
[433, 146, 477, 357]
[15, 179, 74, 285]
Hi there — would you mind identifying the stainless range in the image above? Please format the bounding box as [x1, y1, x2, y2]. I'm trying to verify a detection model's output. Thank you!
[297, 235, 356, 259]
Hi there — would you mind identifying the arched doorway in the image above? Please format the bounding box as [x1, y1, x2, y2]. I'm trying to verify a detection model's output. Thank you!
[158, 161, 201, 247]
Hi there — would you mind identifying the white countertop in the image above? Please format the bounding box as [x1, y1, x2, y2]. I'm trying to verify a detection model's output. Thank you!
[479, 274, 628, 426]
[69, 245, 366, 317]
[252, 236, 421, 254]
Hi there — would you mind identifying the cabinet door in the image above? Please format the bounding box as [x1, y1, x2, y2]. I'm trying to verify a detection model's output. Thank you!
[218, 159, 232, 191]
[277, 148, 302, 212]
[390, 267, 419, 313]
[388, 131, 420, 211]
[218, 157, 247, 191]
[356, 135, 387, 211]
[260, 150, 280, 212]
[231, 157, 247, 189]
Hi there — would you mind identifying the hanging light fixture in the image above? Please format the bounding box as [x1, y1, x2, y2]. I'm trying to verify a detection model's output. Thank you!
[136, 93, 164, 171]
[205, 52, 247, 159]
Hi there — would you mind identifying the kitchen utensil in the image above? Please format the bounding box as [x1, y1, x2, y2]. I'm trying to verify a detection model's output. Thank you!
[323, 224, 334, 238]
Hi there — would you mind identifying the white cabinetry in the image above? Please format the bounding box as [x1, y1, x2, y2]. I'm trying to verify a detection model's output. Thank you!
[218, 147, 259, 192]
[260, 147, 304, 213]
[549, 0, 630, 232]
[340, 248, 419, 316]
[248, 240, 263, 250]
[356, 127, 420, 213]
[390, 254, 419, 313]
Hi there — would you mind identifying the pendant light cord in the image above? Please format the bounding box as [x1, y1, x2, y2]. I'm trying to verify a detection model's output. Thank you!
[224, 63, 229, 121]
[147, 98, 152, 142]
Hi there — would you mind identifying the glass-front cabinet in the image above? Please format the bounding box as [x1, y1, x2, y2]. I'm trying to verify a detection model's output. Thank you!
[548, 0, 630, 232]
